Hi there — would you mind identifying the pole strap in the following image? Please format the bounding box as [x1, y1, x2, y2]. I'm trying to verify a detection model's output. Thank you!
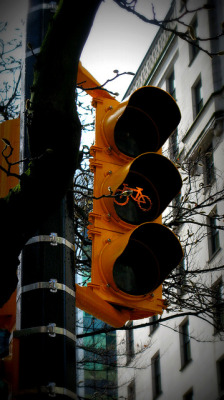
[25, 232, 75, 252]
[29, 2, 57, 14]
[17, 279, 75, 299]
[16, 385, 77, 399]
[41, 383, 78, 399]
[13, 323, 76, 342]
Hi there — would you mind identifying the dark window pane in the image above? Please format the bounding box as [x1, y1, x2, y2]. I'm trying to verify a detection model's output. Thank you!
[189, 17, 199, 61]
[180, 319, 191, 368]
[208, 208, 220, 258]
[213, 280, 224, 333]
[150, 315, 159, 334]
[195, 79, 203, 115]
[217, 358, 224, 393]
[205, 145, 215, 185]
[170, 129, 179, 160]
[128, 380, 135, 400]
[168, 70, 176, 99]
[126, 323, 134, 364]
[152, 353, 162, 397]
[183, 389, 194, 400]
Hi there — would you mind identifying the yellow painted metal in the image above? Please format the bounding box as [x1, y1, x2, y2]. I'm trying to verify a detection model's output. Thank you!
[75, 67, 183, 328]
[0, 118, 20, 396]
[75, 94, 174, 327]
[75, 284, 131, 328]
[77, 62, 116, 100]
[0, 118, 20, 197]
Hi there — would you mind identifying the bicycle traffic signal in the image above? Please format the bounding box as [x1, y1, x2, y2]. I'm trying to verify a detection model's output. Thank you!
[76, 85, 183, 328]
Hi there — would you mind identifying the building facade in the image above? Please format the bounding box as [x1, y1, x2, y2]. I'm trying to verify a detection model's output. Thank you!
[117, 1, 224, 399]
[75, 238, 118, 400]
[76, 307, 118, 400]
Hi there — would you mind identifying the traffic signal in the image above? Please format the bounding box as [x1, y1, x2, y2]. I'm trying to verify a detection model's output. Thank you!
[0, 119, 20, 398]
[76, 86, 183, 328]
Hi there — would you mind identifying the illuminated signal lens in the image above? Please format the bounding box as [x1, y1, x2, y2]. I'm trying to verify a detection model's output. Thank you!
[114, 172, 159, 225]
[105, 153, 182, 225]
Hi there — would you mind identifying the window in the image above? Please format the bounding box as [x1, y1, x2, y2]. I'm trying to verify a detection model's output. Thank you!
[168, 70, 176, 99]
[192, 78, 203, 117]
[208, 208, 220, 259]
[189, 16, 199, 62]
[172, 190, 182, 220]
[170, 129, 179, 161]
[167, 69, 179, 160]
[180, 0, 186, 12]
[183, 388, 194, 400]
[204, 144, 215, 186]
[150, 315, 159, 334]
[177, 258, 187, 297]
[217, 356, 224, 397]
[126, 323, 134, 364]
[128, 379, 135, 400]
[152, 352, 162, 398]
[179, 318, 191, 369]
[106, 331, 117, 365]
[212, 279, 224, 333]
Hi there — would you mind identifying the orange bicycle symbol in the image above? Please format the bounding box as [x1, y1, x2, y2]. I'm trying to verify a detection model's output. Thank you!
[114, 183, 152, 212]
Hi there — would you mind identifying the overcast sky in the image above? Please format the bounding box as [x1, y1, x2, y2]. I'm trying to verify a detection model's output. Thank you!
[81, 0, 171, 100]
[0, 0, 171, 101]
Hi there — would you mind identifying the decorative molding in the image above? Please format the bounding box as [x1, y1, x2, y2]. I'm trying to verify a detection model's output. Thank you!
[124, 1, 177, 98]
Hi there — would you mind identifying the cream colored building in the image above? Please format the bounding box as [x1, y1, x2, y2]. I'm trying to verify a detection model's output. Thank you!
[117, 1, 224, 399]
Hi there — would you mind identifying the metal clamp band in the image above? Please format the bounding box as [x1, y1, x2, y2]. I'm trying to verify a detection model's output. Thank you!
[29, 2, 57, 14]
[15, 385, 77, 399]
[25, 232, 75, 252]
[13, 323, 76, 342]
[17, 279, 75, 298]
[42, 384, 77, 399]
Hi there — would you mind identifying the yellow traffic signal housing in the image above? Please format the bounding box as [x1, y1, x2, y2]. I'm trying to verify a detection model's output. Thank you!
[0, 118, 20, 198]
[76, 85, 183, 328]
[0, 119, 20, 396]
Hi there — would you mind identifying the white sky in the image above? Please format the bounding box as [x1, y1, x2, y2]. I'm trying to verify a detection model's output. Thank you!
[81, 0, 171, 100]
[0, 0, 171, 101]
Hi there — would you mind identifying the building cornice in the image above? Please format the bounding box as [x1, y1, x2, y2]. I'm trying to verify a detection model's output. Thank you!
[123, 0, 176, 99]
[180, 86, 224, 161]
[182, 85, 224, 144]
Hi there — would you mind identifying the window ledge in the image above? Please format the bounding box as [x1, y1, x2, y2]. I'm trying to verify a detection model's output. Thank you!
[126, 356, 134, 366]
[180, 358, 193, 372]
[153, 390, 163, 400]
[150, 326, 159, 336]
[188, 51, 199, 68]
[213, 329, 224, 337]
[208, 247, 222, 263]
[203, 179, 215, 194]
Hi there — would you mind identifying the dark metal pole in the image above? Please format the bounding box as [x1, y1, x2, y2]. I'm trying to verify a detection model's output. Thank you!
[16, 1, 76, 398]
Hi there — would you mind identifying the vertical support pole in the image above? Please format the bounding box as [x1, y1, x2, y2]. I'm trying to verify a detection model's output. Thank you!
[16, 1, 76, 398]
